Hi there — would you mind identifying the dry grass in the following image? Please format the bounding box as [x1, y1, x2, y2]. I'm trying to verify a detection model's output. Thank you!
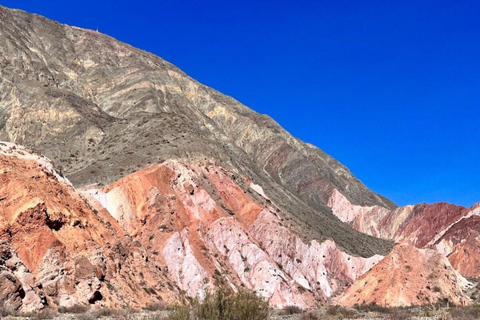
[301, 311, 320, 320]
[326, 305, 356, 318]
[281, 305, 303, 315]
[449, 304, 480, 320]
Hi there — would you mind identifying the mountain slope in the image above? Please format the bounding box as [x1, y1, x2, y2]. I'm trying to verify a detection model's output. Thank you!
[337, 244, 472, 307]
[0, 4, 407, 311]
[0, 4, 395, 258]
[0, 4, 478, 311]
[80, 160, 384, 308]
[328, 187, 480, 280]
[0, 143, 178, 312]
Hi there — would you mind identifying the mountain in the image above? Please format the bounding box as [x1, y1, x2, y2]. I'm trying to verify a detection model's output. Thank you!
[0, 4, 477, 312]
[0, 6, 394, 211]
[0, 4, 398, 311]
[336, 244, 472, 307]
[328, 187, 480, 280]
[82, 159, 386, 308]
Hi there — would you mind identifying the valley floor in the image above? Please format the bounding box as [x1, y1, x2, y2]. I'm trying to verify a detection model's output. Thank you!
[3, 305, 480, 320]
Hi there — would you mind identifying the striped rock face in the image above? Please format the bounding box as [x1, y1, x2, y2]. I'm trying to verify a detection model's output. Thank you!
[83, 160, 383, 309]
[0, 3, 478, 312]
[327, 188, 480, 280]
[0, 4, 394, 311]
[0, 143, 179, 312]
[336, 244, 472, 308]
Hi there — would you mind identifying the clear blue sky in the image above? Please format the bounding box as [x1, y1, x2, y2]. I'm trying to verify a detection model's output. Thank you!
[2, 0, 480, 207]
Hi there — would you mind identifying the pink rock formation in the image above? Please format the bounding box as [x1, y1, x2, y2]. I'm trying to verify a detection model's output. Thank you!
[433, 203, 480, 278]
[337, 244, 472, 307]
[328, 189, 468, 247]
[84, 160, 383, 308]
[5, 140, 474, 310]
[327, 188, 480, 280]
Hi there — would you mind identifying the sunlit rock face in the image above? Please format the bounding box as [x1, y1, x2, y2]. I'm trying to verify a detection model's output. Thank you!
[337, 244, 472, 308]
[0, 4, 395, 262]
[328, 189, 466, 245]
[0, 4, 397, 310]
[0, 143, 178, 312]
[84, 160, 383, 308]
[327, 188, 480, 280]
[433, 204, 480, 278]
[1, 3, 478, 311]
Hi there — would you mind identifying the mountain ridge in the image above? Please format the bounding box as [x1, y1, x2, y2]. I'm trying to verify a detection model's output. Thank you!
[2, 4, 477, 313]
[0, 4, 395, 209]
[0, 4, 395, 259]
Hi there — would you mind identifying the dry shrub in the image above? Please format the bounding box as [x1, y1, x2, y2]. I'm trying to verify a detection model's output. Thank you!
[326, 305, 355, 318]
[353, 302, 390, 313]
[282, 305, 303, 315]
[301, 311, 319, 320]
[169, 286, 269, 320]
[144, 302, 167, 311]
[18, 309, 58, 319]
[168, 305, 190, 320]
[449, 304, 480, 320]
[58, 304, 88, 314]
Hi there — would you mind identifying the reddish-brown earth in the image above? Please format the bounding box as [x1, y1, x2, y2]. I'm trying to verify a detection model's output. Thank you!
[337, 244, 472, 307]
[434, 204, 480, 278]
[0, 4, 477, 311]
[326, 188, 480, 307]
[327, 188, 480, 279]
[3, 141, 477, 311]
[328, 189, 468, 247]
[83, 160, 383, 308]
[0, 143, 178, 312]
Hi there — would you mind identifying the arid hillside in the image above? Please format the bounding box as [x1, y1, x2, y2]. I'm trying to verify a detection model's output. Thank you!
[0, 4, 478, 313]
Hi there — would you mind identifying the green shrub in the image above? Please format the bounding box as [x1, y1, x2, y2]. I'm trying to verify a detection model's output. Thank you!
[226, 289, 269, 320]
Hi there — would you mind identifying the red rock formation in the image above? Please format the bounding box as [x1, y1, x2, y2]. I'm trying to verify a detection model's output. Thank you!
[0, 143, 177, 312]
[336, 244, 472, 307]
[84, 160, 383, 308]
[4, 140, 475, 310]
[433, 204, 480, 278]
[328, 188, 480, 280]
[447, 234, 480, 279]
[328, 189, 468, 247]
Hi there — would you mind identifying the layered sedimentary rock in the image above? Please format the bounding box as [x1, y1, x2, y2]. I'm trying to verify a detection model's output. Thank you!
[337, 244, 472, 307]
[327, 188, 480, 279]
[0, 4, 395, 258]
[0, 143, 177, 312]
[82, 160, 383, 308]
[328, 189, 467, 246]
[0, 3, 477, 311]
[0, 4, 398, 310]
[434, 204, 480, 278]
